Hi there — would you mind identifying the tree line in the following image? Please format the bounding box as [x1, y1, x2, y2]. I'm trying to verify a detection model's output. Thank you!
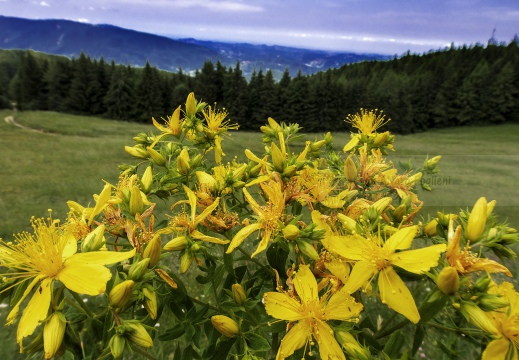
[0, 40, 518, 134]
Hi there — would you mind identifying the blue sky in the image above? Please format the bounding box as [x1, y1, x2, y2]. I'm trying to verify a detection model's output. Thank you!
[1, 0, 518, 54]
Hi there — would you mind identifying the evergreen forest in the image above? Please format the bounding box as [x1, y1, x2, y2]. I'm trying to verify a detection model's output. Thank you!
[1, 40, 518, 134]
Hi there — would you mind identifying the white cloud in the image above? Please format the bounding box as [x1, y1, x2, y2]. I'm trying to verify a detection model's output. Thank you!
[107, 0, 263, 12]
[77, 18, 90, 23]
[40, 1, 50, 6]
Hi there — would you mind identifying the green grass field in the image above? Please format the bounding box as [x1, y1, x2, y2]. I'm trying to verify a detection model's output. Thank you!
[0, 110, 518, 359]
[1, 110, 517, 239]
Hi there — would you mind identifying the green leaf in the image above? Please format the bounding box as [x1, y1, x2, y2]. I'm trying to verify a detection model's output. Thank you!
[383, 330, 405, 358]
[159, 323, 185, 341]
[208, 338, 237, 360]
[412, 324, 425, 357]
[246, 332, 271, 352]
[266, 242, 289, 277]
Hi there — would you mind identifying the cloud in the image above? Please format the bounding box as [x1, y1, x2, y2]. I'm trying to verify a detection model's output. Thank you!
[77, 18, 89, 23]
[40, 1, 50, 6]
[101, 0, 263, 13]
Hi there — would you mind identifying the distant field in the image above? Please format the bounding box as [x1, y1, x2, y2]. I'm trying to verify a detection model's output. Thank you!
[1, 110, 518, 239]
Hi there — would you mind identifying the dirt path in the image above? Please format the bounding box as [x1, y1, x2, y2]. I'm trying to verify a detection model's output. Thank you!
[4, 115, 54, 134]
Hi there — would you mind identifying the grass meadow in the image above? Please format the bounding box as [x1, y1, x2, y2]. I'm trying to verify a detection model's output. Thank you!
[0, 109, 518, 359]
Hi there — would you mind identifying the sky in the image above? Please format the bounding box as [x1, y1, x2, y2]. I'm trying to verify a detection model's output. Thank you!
[0, 0, 518, 55]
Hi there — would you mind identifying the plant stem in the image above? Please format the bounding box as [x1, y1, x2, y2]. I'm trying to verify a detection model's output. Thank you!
[374, 319, 410, 339]
[131, 345, 157, 360]
[237, 245, 274, 275]
[188, 296, 219, 311]
[70, 291, 95, 318]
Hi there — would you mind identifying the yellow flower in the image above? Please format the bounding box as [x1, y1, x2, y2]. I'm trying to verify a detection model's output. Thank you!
[482, 282, 519, 360]
[446, 219, 511, 276]
[152, 105, 182, 137]
[226, 179, 285, 257]
[263, 265, 362, 360]
[0, 217, 136, 348]
[202, 105, 238, 164]
[324, 226, 446, 323]
[345, 109, 390, 135]
[163, 185, 229, 245]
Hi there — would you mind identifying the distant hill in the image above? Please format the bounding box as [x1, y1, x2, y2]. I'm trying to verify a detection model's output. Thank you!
[0, 15, 391, 77]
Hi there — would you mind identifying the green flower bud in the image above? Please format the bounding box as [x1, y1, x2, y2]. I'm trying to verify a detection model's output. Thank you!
[231, 283, 247, 305]
[180, 251, 193, 273]
[185, 92, 197, 118]
[109, 334, 127, 359]
[109, 280, 135, 309]
[126, 322, 154, 348]
[423, 219, 438, 237]
[143, 234, 162, 267]
[128, 258, 150, 281]
[211, 315, 240, 338]
[129, 185, 144, 216]
[146, 146, 166, 166]
[467, 197, 487, 242]
[373, 131, 389, 147]
[271, 142, 285, 172]
[81, 224, 106, 252]
[164, 236, 188, 251]
[125, 145, 149, 159]
[296, 240, 320, 260]
[43, 312, 66, 359]
[344, 156, 357, 182]
[141, 166, 153, 193]
[142, 286, 158, 320]
[282, 224, 300, 240]
[437, 266, 459, 295]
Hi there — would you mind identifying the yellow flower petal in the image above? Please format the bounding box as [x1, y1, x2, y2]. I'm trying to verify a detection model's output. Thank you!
[378, 266, 420, 323]
[482, 338, 515, 360]
[68, 248, 136, 265]
[17, 277, 52, 344]
[250, 229, 273, 258]
[276, 322, 311, 360]
[263, 292, 304, 321]
[315, 321, 346, 360]
[243, 188, 262, 216]
[226, 223, 262, 254]
[383, 226, 418, 252]
[6, 275, 44, 326]
[183, 185, 197, 221]
[62, 232, 78, 259]
[194, 197, 220, 227]
[191, 230, 229, 244]
[391, 244, 446, 274]
[343, 261, 377, 294]
[323, 234, 368, 261]
[322, 289, 363, 321]
[293, 265, 319, 305]
[56, 262, 112, 295]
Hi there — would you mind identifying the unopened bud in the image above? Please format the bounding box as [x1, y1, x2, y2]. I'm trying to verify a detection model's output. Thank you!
[142, 286, 158, 320]
[486, 200, 496, 217]
[43, 312, 66, 359]
[423, 219, 438, 237]
[164, 236, 188, 252]
[344, 156, 357, 182]
[391, 204, 407, 223]
[459, 301, 498, 335]
[282, 164, 298, 177]
[126, 322, 154, 348]
[271, 142, 285, 172]
[437, 266, 459, 295]
[125, 145, 149, 159]
[478, 294, 510, 312]
[185, 92, 197, 118]
[335, 330, 371, 360]
[109, 280, 135, 309]
[467, 197, 487, 242]
[211, 315, 240, 338]
[282, 224, 300, 240]
[231, 284, 247, 305]
[141, 166, 153, 193]
[267, 117, 282, 132]
[146, 146, 166, 166]
[296, 240, 320, 260]
[109, 334, 127, 359]
[180, 251, 193, 273]
[82, 224, 106, 252]
[129, 185, 144, 216]
[372, 197, 392, 214]
[324, 132, 333, 145]
[337, 213, 357, 232]
[373, 131, 389, 147]
[143, 234, 162, 267]
[177, 149, 191, 175]
[406, 172, 423, 187]
[474, 276, 492, 292]
[310, 139, 326, 152]
[424, 155, 442, 170]
[128, 258, 150, 281]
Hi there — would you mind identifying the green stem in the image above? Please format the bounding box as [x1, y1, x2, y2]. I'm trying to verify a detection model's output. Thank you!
[131, 345, 157, 360]
[188, 296, 219, 312]
[375, 311, 399, 336]
[374, 319, 410, 339]
[428, 322, 486, 337]
[70, 291, 95, 318]
[237, 245, 274, 275]
[211, 276, 222, 312]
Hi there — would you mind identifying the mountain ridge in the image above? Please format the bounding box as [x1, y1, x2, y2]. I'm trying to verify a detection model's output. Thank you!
[0, 15, 392, 76]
